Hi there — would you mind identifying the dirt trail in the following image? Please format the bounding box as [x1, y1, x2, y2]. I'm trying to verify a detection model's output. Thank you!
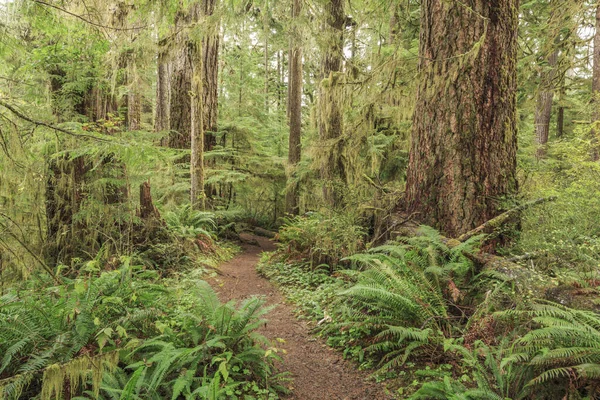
[210, 234, 392, 400]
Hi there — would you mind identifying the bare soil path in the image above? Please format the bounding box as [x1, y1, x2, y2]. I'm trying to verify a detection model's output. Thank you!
[210, 234, 392, 400]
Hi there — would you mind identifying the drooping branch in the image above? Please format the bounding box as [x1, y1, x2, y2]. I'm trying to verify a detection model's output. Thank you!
[30, 0, 147, 31]
[0, 99, 113, 142]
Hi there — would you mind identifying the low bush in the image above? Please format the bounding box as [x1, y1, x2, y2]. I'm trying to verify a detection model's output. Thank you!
[277, 212, 367, 270]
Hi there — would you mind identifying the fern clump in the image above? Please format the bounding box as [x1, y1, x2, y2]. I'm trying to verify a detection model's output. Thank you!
[499, 300, 600, 396]
[0, 259, 284, 399]
[329, 227, 482, 371]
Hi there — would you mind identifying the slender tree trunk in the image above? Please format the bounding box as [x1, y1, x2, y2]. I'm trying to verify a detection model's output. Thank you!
[592, 2, 600, 161]
[404, 0, 519, 239]
[155, 42, 170, 132]
[319, 0, 345, 207]
[191, 31, 205, 210]
[535, 50, 558, 158]
[285, 0, 302, 215]
[389, 3, 399, 44]
[202, 0, 219, 152]
[263, 0, 269, 114]
[557, 105, 564, 138]
[127, 58, 142, 131]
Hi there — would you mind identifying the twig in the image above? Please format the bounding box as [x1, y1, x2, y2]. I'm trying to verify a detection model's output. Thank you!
[30, 0, 147, 31]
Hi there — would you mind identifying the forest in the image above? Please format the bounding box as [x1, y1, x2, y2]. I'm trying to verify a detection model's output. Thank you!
[2, 0, 600, 399]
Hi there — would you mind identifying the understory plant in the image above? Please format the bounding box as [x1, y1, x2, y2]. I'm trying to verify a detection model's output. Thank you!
[332, 226, 482, 371]
[277, 212, 366, 269]
[0, 261, 284, 399]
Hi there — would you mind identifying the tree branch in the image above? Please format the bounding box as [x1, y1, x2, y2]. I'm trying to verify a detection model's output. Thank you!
[0, 99, 112, 142]
[30, 0, 147, 31]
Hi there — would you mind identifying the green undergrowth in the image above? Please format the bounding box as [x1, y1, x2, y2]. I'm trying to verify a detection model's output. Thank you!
[0, 207, 287, 400]
[259, 213, 600, 399]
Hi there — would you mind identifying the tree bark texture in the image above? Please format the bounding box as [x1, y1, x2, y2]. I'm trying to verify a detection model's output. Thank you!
[167, 7, 197, 149]
[319, 0, 345, 207]
[534, 49, 558, 158]
[191, 32, 206, 210]
[285, 0, 302, 215]
[201, 0, 219, 152]
[405, 0, 519, 238]
[155, 42, 171, 132]
[127, 57, 142, 131]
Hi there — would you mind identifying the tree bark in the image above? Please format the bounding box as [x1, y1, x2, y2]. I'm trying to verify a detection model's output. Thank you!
[201, 0, 219, 152]
[191, 29, 205, 210]
[127, 57, 142, 131]
[285, 0, 302, 215]
[557, 105, 564, 138]
[404, 0, 519, 239]
[534, 49, 558, 158]
[155, 42, 170, 132]
[167, 7, 196, 149]
[319, 0, 345, 207]
[592, 2, 600, 161]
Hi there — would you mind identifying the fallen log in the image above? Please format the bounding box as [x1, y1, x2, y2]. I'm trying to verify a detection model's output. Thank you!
[254, 227, 278, 239]
[457, 196, 557, 243]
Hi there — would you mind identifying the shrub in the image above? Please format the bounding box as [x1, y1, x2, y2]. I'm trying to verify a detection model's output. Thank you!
[277, 212, 366, 270]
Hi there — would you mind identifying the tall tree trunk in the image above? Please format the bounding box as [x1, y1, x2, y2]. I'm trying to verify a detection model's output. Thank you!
[127, 57, 142, 131]
[592, 2, 600, 161]
[319, 0, 345, 207]
[557, 105, 564, 138]
[263, 0, 269, 114]
[388, 3, 400, 44]
[167, 7, 196, 149]
[534, 49, 558, 158]
[404, 0, 519, 239]
[202, 0, 219, 152]
[191, 29, 205, 210]
[155, 41, 170, 132]
[285, 0, 302, 215]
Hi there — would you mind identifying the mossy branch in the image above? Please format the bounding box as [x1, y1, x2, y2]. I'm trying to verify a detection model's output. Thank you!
[0, 99, 113, 142]
[457, 196, 558, 243]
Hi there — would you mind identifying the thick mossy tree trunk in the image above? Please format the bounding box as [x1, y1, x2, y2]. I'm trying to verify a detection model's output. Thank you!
[45, 156, 91, 265]
[405, 0, 519, 238]
[534, 49, 558, 158]
[285, 0, 302, 216]
[592, 2, 600, 161]
[318, 0, 345, 207]
[127, 57, 142, 131]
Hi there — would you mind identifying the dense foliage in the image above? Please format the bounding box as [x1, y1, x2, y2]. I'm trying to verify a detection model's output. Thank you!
[3, 0, 600, 399]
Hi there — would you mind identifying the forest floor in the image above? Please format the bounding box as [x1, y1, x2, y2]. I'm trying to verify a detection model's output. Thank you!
[209, 234, 392, 400]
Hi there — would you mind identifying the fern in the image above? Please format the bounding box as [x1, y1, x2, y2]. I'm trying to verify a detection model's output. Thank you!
[335, 227, 481, 371]
[505, 300, 600, 392]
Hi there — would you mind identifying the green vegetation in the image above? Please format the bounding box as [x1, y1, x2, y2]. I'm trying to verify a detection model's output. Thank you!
[259, 209, 600, 398]
[3, 0, 600, 399]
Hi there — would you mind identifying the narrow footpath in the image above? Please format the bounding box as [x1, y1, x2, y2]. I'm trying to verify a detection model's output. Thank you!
[210, 234, 392, 400]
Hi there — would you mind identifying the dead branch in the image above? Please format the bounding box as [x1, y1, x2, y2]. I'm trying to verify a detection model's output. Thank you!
[457, 196, 557, 243]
